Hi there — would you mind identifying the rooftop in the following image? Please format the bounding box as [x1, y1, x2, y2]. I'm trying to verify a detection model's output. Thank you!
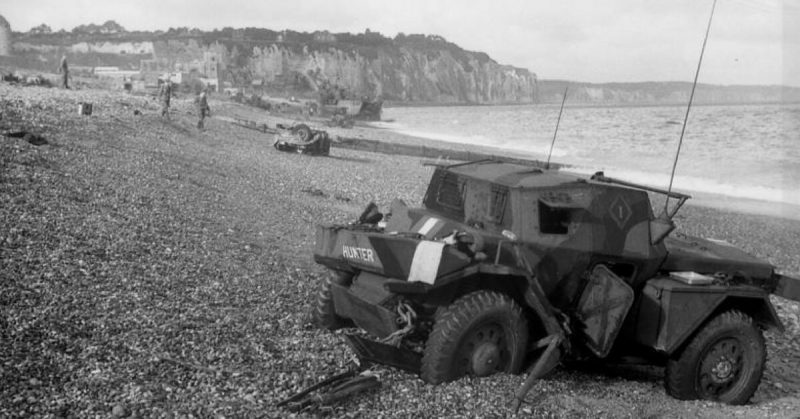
[444, 160, 586, 189]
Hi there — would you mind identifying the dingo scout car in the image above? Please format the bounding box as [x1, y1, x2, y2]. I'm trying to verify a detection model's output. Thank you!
[312, 160, 800, 405]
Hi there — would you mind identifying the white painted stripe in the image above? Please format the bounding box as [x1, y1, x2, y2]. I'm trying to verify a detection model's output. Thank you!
[416, 217, 441, 236]
[408, 241, 445, 285]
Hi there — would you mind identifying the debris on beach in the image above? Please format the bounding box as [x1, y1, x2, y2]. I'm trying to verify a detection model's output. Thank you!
[273, 123, 331, 156]
[352, 97, 383, 121]
[327, 113, 355, 129]
[77, 102, 93, 116]
[1, 72, 53, 87]
[2, 130, 48, 146]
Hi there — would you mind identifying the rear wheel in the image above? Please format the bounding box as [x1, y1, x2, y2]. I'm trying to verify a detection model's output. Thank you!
[313, 271, 353, 330]
[292, 124, 312, 142]
[421, 290, 528, 384]
[665, 310, 765, 404]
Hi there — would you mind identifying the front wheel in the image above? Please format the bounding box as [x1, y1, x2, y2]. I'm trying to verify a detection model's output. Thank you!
[421, 290, 528, 384]
[665, 310, 766, 404]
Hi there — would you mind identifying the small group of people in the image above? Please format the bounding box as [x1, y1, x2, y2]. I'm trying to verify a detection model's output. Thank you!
[157, 77, 211, 129]
[56, 57, 211, 130]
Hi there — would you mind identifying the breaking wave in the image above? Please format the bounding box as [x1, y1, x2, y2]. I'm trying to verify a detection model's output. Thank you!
[388, 124, 569, 158]
[564, 166, 800, 208]
[382, 103, 800, 218]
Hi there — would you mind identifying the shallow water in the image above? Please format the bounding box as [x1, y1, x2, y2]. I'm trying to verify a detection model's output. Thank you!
[382, 103, 800, 218]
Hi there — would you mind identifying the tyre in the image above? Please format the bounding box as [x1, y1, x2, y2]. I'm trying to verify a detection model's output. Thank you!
[421, 290, 528, 384]
[665, 310, 766, 404]
[312, 271, 353, 330]
[292, 124, 312, 142]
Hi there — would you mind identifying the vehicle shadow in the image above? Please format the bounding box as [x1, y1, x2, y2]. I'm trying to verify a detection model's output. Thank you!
[565, 361, 664, 384]
[325, 154, 373, 164]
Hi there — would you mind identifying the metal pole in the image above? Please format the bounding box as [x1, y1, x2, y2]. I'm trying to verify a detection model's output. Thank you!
[665, 0, 717, 214]
[545, 86, 568, 169]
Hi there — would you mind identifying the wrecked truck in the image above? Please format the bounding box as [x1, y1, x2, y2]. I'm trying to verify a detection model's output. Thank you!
[311, 159, 800, 406]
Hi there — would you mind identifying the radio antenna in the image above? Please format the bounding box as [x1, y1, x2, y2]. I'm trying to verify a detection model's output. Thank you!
[665, 0, 717, 215]
[545, 86, 568, 169]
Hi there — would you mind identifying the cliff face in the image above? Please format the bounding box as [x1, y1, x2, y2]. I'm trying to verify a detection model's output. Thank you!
[234, 43, 535, 103]
[7, 30, 537, 104]
[149, 36, 536, 103]
[537, 80, 800, 105]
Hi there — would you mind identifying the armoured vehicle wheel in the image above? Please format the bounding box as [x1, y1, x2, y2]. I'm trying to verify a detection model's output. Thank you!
[665, 310, 765, 404]
[313, 271, 353, 330]
[292, 124, 312, 143]
[421, 290, 528, 384]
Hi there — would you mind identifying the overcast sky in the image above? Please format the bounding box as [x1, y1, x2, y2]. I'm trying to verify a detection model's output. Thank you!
[3, 0, 798, 86]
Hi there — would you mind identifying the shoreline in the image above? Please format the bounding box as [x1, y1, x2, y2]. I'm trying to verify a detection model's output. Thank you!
[687, 191, 800, 222]
[235, 103, 800, 223]
[384, 99, 800, 109]
[360, 120, 800, 222]
[2, 84, 798, 417]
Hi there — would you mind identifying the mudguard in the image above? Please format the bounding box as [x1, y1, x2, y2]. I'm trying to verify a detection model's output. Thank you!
[774, 274, 800, 302]
[634, 277, 782, 355]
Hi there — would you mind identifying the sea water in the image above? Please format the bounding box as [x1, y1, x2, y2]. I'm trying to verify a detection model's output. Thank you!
[382, 103, 800, 219]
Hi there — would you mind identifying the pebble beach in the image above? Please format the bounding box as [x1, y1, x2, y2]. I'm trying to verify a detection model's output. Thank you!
[2, 83, 799, 418]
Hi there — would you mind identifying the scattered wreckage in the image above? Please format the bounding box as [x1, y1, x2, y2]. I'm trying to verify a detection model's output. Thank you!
[1, 72, 51, 87]
[273, 123, 331, 156]
[2, 130, 48, 146]
[287, 159, 800, 412]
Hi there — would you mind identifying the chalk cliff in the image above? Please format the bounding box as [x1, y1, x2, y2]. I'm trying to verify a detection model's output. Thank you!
[8, 28, 537, 104]
[234, 43, 536, 104]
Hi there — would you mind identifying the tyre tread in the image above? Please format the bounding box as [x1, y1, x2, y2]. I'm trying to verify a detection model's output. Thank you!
[312, 272, 351, 331]
[421, 290, 528, 384]
[665, 310, 765, 404]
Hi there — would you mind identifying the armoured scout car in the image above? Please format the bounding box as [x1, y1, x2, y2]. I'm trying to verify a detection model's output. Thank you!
[312, 160, 800, 405]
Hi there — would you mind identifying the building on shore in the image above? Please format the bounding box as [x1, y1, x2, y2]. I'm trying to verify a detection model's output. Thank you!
[139, 50, 220, 91]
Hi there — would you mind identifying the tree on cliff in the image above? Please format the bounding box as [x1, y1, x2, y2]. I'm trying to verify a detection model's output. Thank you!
[72, 20, 126, 35]
[28, 24, 52, 35]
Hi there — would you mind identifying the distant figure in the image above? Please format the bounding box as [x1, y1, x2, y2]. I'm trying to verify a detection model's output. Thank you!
[58, 55, 69, 89]
[196, 90, 211, 129]
[158, 79, 173, 118]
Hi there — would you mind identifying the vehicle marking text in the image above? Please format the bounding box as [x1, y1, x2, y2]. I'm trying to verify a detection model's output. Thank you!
[342, 245, 375, 263]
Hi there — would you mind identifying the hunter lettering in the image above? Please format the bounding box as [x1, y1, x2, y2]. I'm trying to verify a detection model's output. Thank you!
[342, 245, 375, 263]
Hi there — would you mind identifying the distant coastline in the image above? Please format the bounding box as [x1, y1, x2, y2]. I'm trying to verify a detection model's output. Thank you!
[535, 79, 800, 106]
[384, 99, 800, 109]
[385, 80, 800, 107]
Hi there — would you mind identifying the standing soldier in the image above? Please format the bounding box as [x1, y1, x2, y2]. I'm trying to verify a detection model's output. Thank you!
[196, 89, 211, 130]
[58, 55, 69, 89]
[158, 77, 173, 118]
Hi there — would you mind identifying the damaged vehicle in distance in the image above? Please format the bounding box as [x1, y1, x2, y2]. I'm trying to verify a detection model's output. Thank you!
[273, 123, 331, 156]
